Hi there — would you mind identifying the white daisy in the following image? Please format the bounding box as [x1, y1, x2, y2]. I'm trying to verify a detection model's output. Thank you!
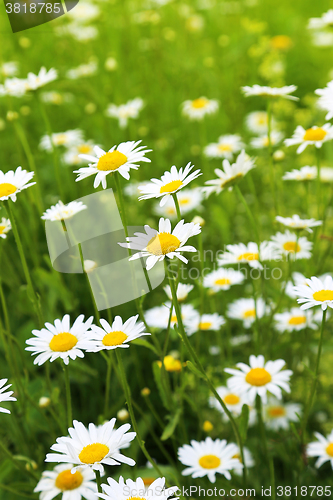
[144, 302, 199, 330]
[39, 130, 84, 151]
[164, 282, 194, 302]
[308, 10, 333, 30]
[204, 135, 244, 160]
[75, 141, 151, 188]
[307, 430, 333, 469]
[83, 260, 98, 274]
[263, 398, 301, 431]
[0, 78, 27, 97]
[294, 275, 333, 310]
[67, 2, 100, 22]
[209, 386, 249, 419]
[0, 166, 35, 202]
[320, 166, 333, 182]
[275, 214, 322, 233]
[181, 97, 219, 121]
[0, 379, 17, 414]
[250, 131, 284, 149]
[285, 272, 309, 299]
[34, 464, 98, 500]
[178, 437, 242, 483]
[106, 98, 144, 129]
[315, 80, 333, 120]
[230, 445, 255, 474]
[245, 111, 276, 134]
[25, 314, 94, 366]
[0, 61, 18, 78]
[99, 476, 178, 500]
[41, 201, 87, 221]
[85, 315, 149, 352]
[270, 231, 312, 260]
[241, 85, 298, 101]
[153, 188, 203, 219]
[40, 91, 74, 105]
[227, 298, 267, 328]
[119, 218, 201, 270]
[186, 313, 225, 336]
[284, 124, 333, 154]
[282, 166, 317, 181]
[63, 142, 96, 166]
[203, 268, 245, 292]
[66, 61, 98, 80]
[45, 419, 136, 473]
[202, 150, 255, 197]
[138, 163, 202, 207]
[225, 354, 293, 404]
[26, 67, 57, 90]
[0, 218, 11, 239]
[217, 241, 278, 270]
[274, 307, 317, 333]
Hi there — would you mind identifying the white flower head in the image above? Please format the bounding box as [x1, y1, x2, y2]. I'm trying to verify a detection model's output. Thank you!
[0, 77, 27, 97]
[75, 141, 151, 188]
[225, 354, 293, 404]
[229, 445, 255, 474]
[284, 124, 333, 154]
[154, 188, 203, 219]
[45, 419, 136, 473]
[178, 437, 242, 483]
[263, 398, 301, 431]
[218, 241, 278, 270]
[26, 67, 58, 90]
[186, 313, 225, 336]
[315, 80, 333, 120]
[0, 166, 35, 202]
[99, 476, 178, 500]
[119, 218, 201, 270]
[144, 302, 198, 330]
[270, 230, 312, 260]
[294, 275, 333, 311]
[227, 297, 267, 328]
[106, 98, 144, 129]
[0, 62, 18, 78]
[203, 268, 245, 292]
[209, 386, 249, 419]
[164, 282, 194, 302]
[40, 130, 84, 151]
[66, 60, 98, 80]
[275, 214, 322, 233]
[204, 135, 244, 160]
[307, 430, 333, 469]
[85, 315, 149, 352]
[63, 141, 96, 166]
[138, 163, 202, 206]
[0, 217, 11, 239]
[250, 130, 284, 149]
[308, 10, 333, 30]
[25, 314, 94, 366]
[181, 97, 219, 121]
[241, 84, 298, 100]
[0, 379, 17, 414]
[282, 166, 317, 182]
[41, 201, 87, 221]
[274, 307, 317, 332]
[245, 111, 277, 134]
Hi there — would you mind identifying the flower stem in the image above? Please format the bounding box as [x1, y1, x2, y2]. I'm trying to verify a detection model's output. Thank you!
[267, 99, 277, 214]
[63, 363, 72, 428]
[172, 193, 182, 221]
[95, 470, 102, 493]
[104, 352, 112, 418]
[234, 185, 260, 246]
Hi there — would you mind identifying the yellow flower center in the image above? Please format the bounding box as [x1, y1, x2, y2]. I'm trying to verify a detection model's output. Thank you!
[326, 443, 333, 457]
[243, 309, 256, 318]
[55, 469, 84, 490]
[0, 183, 17, 198]
[159, 355, 182, 372]
[179, 197, 190, 205]
[224, 394, 241, 405]
[78, 144, 92, 154]
[0, 225, 6, 234]
[283, 241, 300, 253]
[214, 278, 231, 286]
[171, 315, 177, 323]
[146, 233, 181, 256]
[78, 443, 109, 464]
[267, 406, 286, 418]
[218, 144, 232, 152]
[128, 497, 146, 500]
[102, 330, 128, 346]
[199, 454, 221, 469]
[97, 151, 128, 171]
[199, 321, 212, 330]
[270, 35, 292, 50]
[232, 453, 242, 461]
[303, 128, 327, 142]
[192, 98, 208, 109]
[221, 173, 243, 189]
[313, 290, 333, 302]
[49, 332, 78, 352]
[55, 134, 68, 145]
[166, 207, 176, 215]
[160, 180, 183, 194]
[245, 367, 272, 386]
[288, 316, 306, 325]
[237, 252, 259, 261]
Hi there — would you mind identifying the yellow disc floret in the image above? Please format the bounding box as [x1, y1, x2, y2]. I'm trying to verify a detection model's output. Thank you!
[238, 252, 259, 261]
[78, 443, 109, 464]
[192, 98, 208, 109]
[49, 333, 78, 352]
[0, 183, 17, 198]
[313, 290, 333, 302]
[199, 322, 212, 330]
[326, 443, 333, 457]
[199, 454, 221, 469]
[146, 233, 181, 256]
[160, 180, 183, 194]
[102, 331, 128, 346]
[224, 394, 241, 405]
[215, 278, 231, 286]
[303, 128, 327, 142]
[267, 406, 286, 418]
[55, 469, 83, 490]
[283, 242, 300, 253]
[97, 151, 128, 171]
[245, 367, 272, 386]
[288, 316, 306, 325]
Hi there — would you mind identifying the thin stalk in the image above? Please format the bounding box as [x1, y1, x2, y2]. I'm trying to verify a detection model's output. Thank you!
[104, 352, 112, 418]
[114, 174, 129, 237]
[316, 148, 321, 219]
[234, 185, 260, 246]
[172, 193, 182, 221]
[63, 363, 72, 428]
[267, 99, 277, 214]
[95, 470, 102, 493]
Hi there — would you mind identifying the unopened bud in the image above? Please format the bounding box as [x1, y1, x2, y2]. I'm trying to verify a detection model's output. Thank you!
[39, 397, 51, 408]
[141, 387, 151, 397]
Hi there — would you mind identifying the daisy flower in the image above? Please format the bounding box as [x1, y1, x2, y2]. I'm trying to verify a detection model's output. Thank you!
[85, 315, 149, 352]
[84, 260, 98, 274]
[245, 111, 277, 134]
[275, 214, 322, 233]
[320, 166, 333, 182]
[284, 124, 333, 154]
[0, 217, 11, 239]
[63, 141, 96, 166]
[164, 282, 194, 302]
[204, 135, 244, 160]
[67, 2, 100, 22]
[0, 77, 27, 97]
[39, 130, 84, 151]
[202, 150, 255, 197]
[119, 218, 201, 270]
[186, 313, 225, 336]
[217, 241, 278, 270]
[178, 437, 242, 483]
[315, 80, 333, 120]
[26, 67, 58, 90]
[0, 166, 35, 202]
[181, 97, 219, 121]
[25, 314, 94, 366]
[307, 430, 333, 469]
[225, 354, 293, 404]
[230, 446, 255, 474]
[75, 141, 151, 188]
[308, 10, 333, 30]
[34, 464, 98, 500]
[154, 188, 203, 219]
[0, 379, 17, 414]
[263, 398, 301, 431]
[274, 307, 317, 332]
[99, 476, 178, 500]
[0, 61, 18, 78]
[203, 268, 245, 292]
[250, 131, 284, 149]
[285, 272, 331, 300]
[105, 98, 144, 129]
[41, 201, 87, 221]
[241, 84, 298, 101]
[282, 166, 317, 181]
[45, 419, 136, 473]
[138, 163, 202, 207]
[66, 61, 98, 80]
[144, 302, 198, 330]
[270, 230, 312, 260]
[294, 275, 333, 310]
[209, 386, 249, 419]
[227, 298, 267, 328]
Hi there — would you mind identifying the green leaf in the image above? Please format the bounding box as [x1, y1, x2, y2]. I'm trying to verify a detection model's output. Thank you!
[161, 409, 182, 441]
[132, 339, 159, 355]
[239, 404, 249, 441]
[186, 360, 205, 379]
[152, 361, 170, 411]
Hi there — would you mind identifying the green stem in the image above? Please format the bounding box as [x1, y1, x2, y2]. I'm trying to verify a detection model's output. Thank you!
[114, 174, 129, 238]
[95, 470, 102, 493]
[316, 148, 321, 218]
[172, 193, 182, 221]
[63, 363, 72, 428]
[267, 99, 277, 214]
[234, 185, 260, 246]
[104, 352, 112, 418]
